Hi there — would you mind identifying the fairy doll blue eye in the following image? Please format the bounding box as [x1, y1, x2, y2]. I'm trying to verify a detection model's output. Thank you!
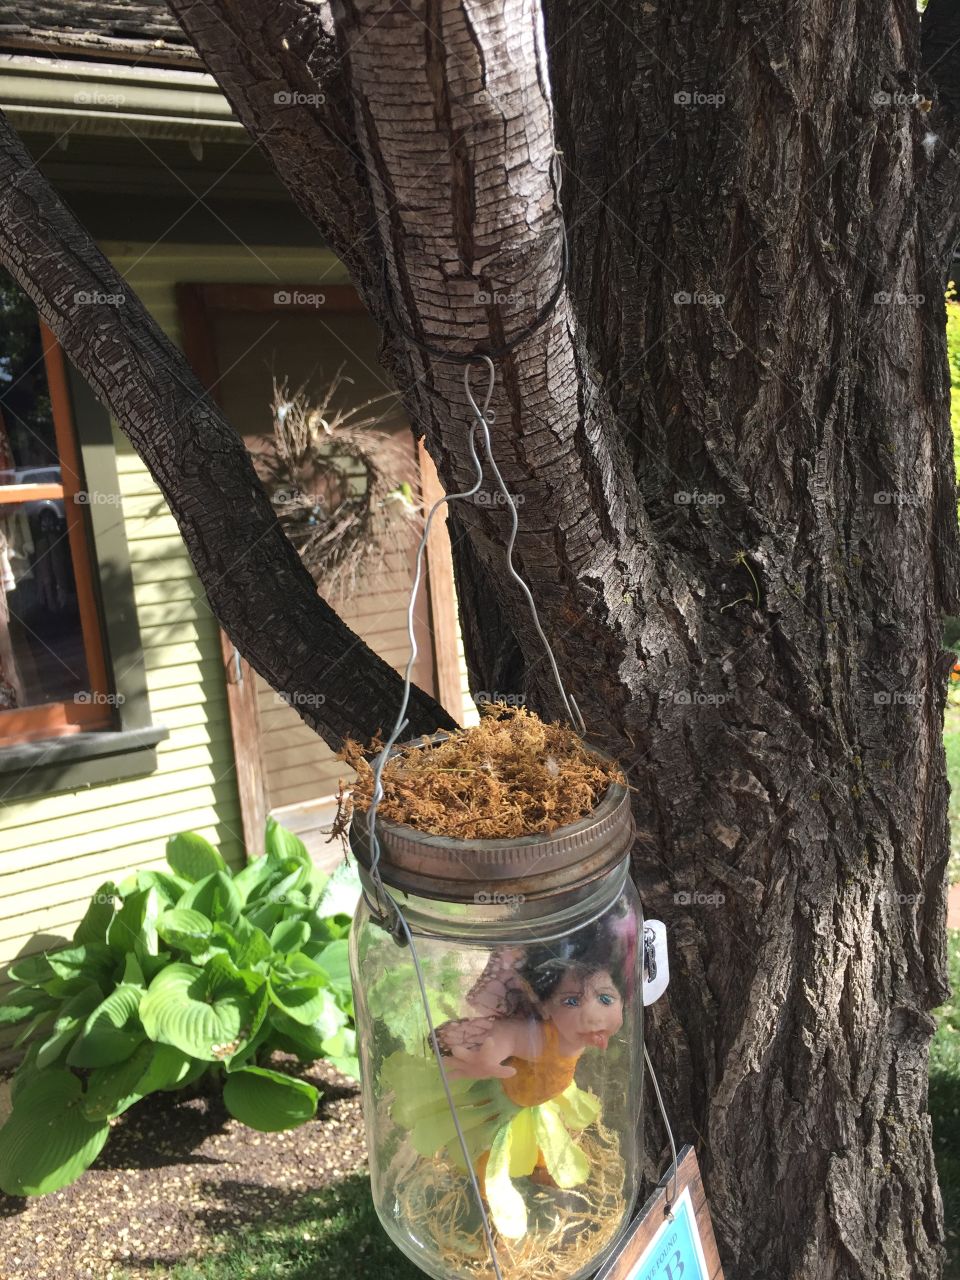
[597, 993, 615, 1006]
[561, 995, 580, 1007]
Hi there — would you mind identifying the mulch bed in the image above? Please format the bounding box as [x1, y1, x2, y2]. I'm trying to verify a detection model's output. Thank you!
[0, 1056, 366, 1280]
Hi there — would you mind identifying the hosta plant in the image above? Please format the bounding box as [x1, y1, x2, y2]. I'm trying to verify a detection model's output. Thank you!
[0, 819, 361, 1196]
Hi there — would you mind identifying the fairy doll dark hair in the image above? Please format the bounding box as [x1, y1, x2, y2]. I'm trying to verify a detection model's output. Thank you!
[517, 895, 638, 1008]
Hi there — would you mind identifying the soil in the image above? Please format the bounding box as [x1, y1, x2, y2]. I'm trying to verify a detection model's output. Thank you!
[0, 1055, 365, 1280]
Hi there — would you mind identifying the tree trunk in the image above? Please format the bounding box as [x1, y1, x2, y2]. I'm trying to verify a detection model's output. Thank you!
[6, 0, 960, 1273]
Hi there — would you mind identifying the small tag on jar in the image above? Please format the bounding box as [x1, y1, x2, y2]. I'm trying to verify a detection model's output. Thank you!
[642, 920, 670, 1006]
[594, 1145, 723, 1280]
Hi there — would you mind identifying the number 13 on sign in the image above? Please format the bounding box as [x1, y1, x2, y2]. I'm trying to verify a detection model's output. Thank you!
[629, 1186, 710, 1280]
[594, 1146, 723, 1280]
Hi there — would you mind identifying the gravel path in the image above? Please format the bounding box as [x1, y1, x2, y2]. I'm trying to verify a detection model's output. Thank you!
[0, 1058, 366, 1280]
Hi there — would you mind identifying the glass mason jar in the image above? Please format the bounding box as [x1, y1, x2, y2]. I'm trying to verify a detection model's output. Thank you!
[349, 767, 642, 1280]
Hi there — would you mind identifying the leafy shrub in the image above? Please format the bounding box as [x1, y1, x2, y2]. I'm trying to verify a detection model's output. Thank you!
[0, 819, 361, 1196]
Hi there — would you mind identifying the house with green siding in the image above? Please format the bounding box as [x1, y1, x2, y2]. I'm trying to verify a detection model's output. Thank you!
[0, 3, 472, 1062]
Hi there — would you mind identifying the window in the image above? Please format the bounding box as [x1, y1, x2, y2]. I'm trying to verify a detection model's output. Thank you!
[0, 271, 112, 744]
[0, 269, 165, 796]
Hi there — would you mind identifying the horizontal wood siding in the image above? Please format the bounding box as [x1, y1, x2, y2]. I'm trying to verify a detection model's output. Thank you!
[0, 243, 345, 1060]
[0, 241, 477, 1058]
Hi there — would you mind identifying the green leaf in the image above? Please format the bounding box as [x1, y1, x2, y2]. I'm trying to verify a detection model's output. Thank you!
[73, 882, 120, 945]
[270, 918, 310, 954]
[268, 956, 341, 1031]
[222, 1066, 318, 1132]
[264, 819, 310, 863]
[156, 907, 214, 955]
[0, 987, 57, 1027]
[9, 1042, 40, 1105]
[316, 858, 362, 920]
[485, 1122, 527, 1239]
[222, 988, 271, 1071]
[508, 1108, 540, 1177]
[130, 869, 190, 907]
[45, 944, 114, 986]
[82, 1041, 156, 1120]
[7, 953, 54, 986]
[138, 1043, 196, 1094]
[315, 940, 351, 995]
[210, 918, 273, 969]
[82, 1042, 197, 1121]
[36, 985, 103, 1069]
[107, 888, 160, 957]
[12, 1008, 55, 1049]
[532, 1104, 589, 1188]
[232, 854, 282, 905]
[178, 871, 241, 926]
[68, 984, 144, 1068]
[0, 1070, 110, 1195]
[166, 832, 226, 882]
[303, 914, 350, 950]
[140, 959, 257, 1061]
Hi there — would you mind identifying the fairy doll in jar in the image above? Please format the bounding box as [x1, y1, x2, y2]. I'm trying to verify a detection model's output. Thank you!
[380, 908, 636, 1240]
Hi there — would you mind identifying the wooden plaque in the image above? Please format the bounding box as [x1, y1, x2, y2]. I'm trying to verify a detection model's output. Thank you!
[594, 1146, 723, 1280]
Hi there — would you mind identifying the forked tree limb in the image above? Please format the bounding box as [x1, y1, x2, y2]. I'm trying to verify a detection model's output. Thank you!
[0, 109, 456, 750]
[171, 0, 670, 743]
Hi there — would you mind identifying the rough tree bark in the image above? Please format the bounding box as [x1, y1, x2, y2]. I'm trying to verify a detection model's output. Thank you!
[4, 0, 960, 1275]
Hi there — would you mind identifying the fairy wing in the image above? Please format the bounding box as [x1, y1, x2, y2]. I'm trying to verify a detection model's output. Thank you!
[434, 947, 542, 1055]
[465, 946, 542, 1020]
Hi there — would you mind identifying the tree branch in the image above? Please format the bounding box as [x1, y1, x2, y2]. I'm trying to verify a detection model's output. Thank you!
[170, 0, 658, 743]
[0, 109, 455, 750]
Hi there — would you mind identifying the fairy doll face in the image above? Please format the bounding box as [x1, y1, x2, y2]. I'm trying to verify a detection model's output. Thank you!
[542, 967, 624, 1052]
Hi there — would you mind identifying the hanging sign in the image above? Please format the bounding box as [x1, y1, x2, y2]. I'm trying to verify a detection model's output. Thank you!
[594, 1145, 723, 1280]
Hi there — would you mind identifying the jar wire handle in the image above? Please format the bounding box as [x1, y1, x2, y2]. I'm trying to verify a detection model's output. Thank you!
[644, 1043, 679, 1218]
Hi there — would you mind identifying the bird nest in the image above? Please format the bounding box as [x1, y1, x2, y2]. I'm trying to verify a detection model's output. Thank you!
[253, 373, 422, 597]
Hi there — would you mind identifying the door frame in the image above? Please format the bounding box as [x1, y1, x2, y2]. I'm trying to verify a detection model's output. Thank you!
[175, 280, 462, 856]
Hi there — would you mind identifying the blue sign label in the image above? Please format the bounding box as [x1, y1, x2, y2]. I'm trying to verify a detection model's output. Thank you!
[628, 1187, 710, 1280]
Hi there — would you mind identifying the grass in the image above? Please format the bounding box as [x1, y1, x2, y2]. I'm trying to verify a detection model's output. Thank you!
[933, 931, 960, 1279]
[116, 1173, 421, 1280]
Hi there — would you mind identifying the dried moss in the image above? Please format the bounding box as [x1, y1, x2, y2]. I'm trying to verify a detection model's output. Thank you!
[344, 706, 623, 840]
